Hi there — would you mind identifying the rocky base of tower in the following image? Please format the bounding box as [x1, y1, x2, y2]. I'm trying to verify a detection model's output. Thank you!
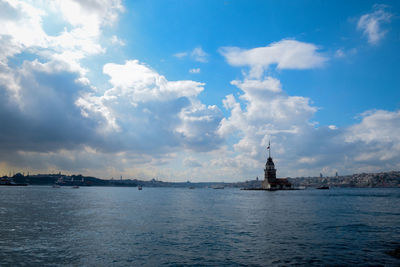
[240, 187, 299, 191]
[262, 178, 292, 190]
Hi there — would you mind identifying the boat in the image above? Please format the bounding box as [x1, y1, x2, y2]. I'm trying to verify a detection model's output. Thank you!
[52, 184, 61, 188]
[138, 185, 142, 190]
[212, 186, 224, 189]
[0, 177, 28, 186]
[317, 186, 329, 190]
[189, 186, 195, 189]
[72, 185, 79, 189]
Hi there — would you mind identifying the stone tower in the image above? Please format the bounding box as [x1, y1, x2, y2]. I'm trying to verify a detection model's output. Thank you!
[262, 141, 277, 188]
[261, 141, 292, 190]
[264, 156, 277, 183]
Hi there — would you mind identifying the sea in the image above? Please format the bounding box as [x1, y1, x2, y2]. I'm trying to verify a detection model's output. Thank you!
[0, 186, 399, 266]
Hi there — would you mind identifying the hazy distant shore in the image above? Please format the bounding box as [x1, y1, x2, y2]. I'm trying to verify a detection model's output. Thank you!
[3, 171, 400, 188]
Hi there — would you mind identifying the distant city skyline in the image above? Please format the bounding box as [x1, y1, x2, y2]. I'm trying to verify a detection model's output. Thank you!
[0, 0, 399, 181]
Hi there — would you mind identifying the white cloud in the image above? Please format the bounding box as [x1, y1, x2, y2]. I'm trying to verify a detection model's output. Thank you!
[189, 68, 200, 74]
[338, 109, 400, 171]
[346, 110, 400, 144]
[0, 57, 225, 179]
[231, 77, 282, 93]
[219, 74, 400, 178]
[215, 41, 400, 179]
[220, 39, 327, 78]
[77, 60, 223, 152]
[51, 0, 124, 37]
[1, 1, 399, 181]
[173, 47, 209, 63]
[0, 0, 124, 77]
[191, 47, 208, 63]
[0, 0, 47, 61]
[357, 5, 392, 45]
[173, 52, 188, 58]
[218, 76, 316, 139]
[101, 60, 204, 104]
[335, 49, 345, 58]
[0, 0, 225, 180]
[111, 35, 125, 46]
[217, 74, 318, 176]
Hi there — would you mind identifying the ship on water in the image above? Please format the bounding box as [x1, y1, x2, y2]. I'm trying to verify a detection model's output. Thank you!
[0, 177, 28, 186]
[54, 175, 87, 187]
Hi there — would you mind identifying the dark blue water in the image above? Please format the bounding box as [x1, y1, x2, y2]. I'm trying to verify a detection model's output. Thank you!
[0, 186, 399, 266]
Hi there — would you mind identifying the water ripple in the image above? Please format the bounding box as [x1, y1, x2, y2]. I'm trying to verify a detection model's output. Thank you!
[0, 187, 399, 266]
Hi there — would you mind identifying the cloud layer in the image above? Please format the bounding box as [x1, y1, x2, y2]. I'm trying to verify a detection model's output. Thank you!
[216, 40, 400, 179]
[77, 60, 223, 153]
[0, 1, 399, 181]
[0, 0, 223, 178]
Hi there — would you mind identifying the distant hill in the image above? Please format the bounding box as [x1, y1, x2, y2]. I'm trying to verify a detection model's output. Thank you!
[6, 173, 226, 188]
[4, 171, 400, 188]
[220, 171, 400, 188]
[8, 173, 136, 187]
[287, 171, 400, 188]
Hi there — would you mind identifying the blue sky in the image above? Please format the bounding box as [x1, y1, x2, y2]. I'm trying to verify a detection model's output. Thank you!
[0, 0, 399, 181]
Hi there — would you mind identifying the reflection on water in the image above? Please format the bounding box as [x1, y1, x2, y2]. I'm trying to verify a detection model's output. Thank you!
[0, 187, 399, 266]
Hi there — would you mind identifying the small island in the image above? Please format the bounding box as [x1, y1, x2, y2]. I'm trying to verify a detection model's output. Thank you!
[243, 141, 294, 190]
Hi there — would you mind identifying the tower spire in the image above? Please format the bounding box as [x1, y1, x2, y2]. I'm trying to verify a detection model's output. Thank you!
[269, 140, 271, 158]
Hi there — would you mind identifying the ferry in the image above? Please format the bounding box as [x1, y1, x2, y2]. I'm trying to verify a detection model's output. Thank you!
[0, 177, 28, 186]
[317, 186, 329, 190]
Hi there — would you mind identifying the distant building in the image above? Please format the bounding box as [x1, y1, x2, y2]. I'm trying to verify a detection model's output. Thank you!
[261, 142, 292, 190]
